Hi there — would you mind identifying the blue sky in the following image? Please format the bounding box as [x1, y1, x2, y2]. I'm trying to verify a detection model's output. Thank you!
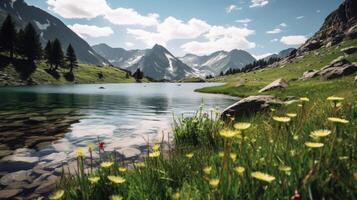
[26, 0, 342, 58]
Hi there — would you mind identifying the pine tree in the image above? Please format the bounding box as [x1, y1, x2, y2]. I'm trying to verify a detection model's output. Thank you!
[133, 68, 143, 81]
[65, 44, 77, 73]
[15, 29, 25, 57]
[22, 23, 42, 62]
[0, 15, 17, 59]
[52, 38, 64, 70]
[44, 41, 53, 69]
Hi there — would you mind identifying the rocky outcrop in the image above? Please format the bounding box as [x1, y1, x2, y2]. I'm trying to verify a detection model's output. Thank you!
[298, 0, 357, 53]
[221, 96, 283, 119]
[300, 57, 357, 80]
[341, 46, 357, 55]
[259, 79, 288, 93]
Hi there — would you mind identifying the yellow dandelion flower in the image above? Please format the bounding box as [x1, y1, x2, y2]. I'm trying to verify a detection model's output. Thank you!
[100, 161, 114, 168]
[234, 166, 245, 175]
[327, 96, 344, 101]
[305, 142, 324, 148]
[219, 129, 239, 138]
[185, 153, 194, 159]
[203, 166, 212, 174]
[230, 153, 237, 162]
[87, 143, 94, 151]
[152, 144, 160, 151]
[278, 166, 291, 172]
[286, 113, 297, 118]
[209, 178, 220, 188]
[75, 148, 84, 158]
[273, 116, 291, 123]
[310, 130, 331, 137]
[134, 162, 145, 168]
[251, 171, 275, 183]
[234, 122, 251, 130]
[88, 176, 100, 184]
[172, 192, 180, 200]
[107, 175, 126, 184]
[328, 117, 349, 124]
[149, 151, 160, 158]
[49, 190, 64, 200]
[109, 195, 123, 200]
[218, 151, 224, 158]
[300, 97, 309, 102]
[118, 167, 127, 172]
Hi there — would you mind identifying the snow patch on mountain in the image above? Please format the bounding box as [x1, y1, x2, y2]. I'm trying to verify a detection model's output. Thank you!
[34, 20, 50, 30]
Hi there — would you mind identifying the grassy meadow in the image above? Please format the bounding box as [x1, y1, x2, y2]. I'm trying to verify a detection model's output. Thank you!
[49, 40, 357, 200]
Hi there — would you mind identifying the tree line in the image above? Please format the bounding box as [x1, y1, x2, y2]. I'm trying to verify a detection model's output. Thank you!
[0, 14, 77, 73]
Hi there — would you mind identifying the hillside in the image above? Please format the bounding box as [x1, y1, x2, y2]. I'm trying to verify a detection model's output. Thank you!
[0, 56, 137, 86]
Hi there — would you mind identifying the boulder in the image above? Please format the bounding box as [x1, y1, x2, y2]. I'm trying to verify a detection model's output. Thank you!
[259, 79, 288, 93]
[0, 170, 33, 185]
[341, 46, 357, 55]
[221, 96, 283, 119]
[320, 63, 357, 80]
[117, 147, 141, 159]
[346, 24, 357, 39]
[0, 189, 22, 199]
[300, 70, 320, 80]
[0, 151, 39, 172]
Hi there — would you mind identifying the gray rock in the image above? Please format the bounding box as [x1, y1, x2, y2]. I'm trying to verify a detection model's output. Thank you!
[34, 178, 57, 194]
[0, 189, 22, 199]
[221, 96, 283, 119]
[320, 63, 357, 80]
[0, 170, 33, 185]
[259, 78, 288, 93]
[341, 46, 357, 55]
[0, 154, 39, 172]
[300, 70, 320, 80]
[117, 147, 141, 159]
[40, 152, 67, 163]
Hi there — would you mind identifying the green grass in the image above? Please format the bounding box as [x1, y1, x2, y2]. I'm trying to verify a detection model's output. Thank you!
[197, 39, 357, 99]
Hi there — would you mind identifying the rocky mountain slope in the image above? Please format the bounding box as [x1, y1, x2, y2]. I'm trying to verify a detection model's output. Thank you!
[262, 48, 296, 61]
[0, 0, 108, 65]
[180, 49, 256, 76]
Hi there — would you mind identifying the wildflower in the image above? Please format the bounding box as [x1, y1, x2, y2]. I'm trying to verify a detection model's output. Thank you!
[290, 190, 300, 200]
[339, 156, 348, 160]
[49, 190, 64, 200]
[152, 144, 160, 151]
[234, 122, 251, 130]
[88, 176, 100, 184]
[305, 142, 324, 148]
[134, 162, 145, 168]
[209, 178, 220, 188]
[75, 148, 84, 158]
[230, 153, 237, 162]
[87, 143, 94, 151]
[186, 153, 194, 159]
[327, 96, 344, 101]
[149, 151, 160, 158]
[273, 116, 291, 123]
[110, 195, 123, 200]
[100, 161, 114, 168]
[300, 97, 309, 102]
[310, 130, 331, 138]
[328, 117, 349, 124]
[297, 104, 303, 107]
[234, 166, 245, 175]
[219, 129, 239, 138]
[107, 175, 126, 184]
[279, 166, 292, 172]
[203, 166, 212, 174]
[172, 192, 180, 200]
[270, 108, 276, 112]
[218, 151, 224, 158]
[251, 171, 275, 183]
[98, 141, 105, 150]
[286, 113, 297, 118]
[118, 167, 127, 172]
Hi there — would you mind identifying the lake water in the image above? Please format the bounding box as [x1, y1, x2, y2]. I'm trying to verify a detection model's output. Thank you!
[0, 83, 237, 158]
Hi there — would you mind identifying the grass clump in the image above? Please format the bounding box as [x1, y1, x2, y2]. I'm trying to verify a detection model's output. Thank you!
[54, 94, 357, 199]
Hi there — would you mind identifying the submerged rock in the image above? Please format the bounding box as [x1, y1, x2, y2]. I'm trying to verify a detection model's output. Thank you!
[221, 96, 283, 119]
[259, 78, 288, 93]
[0, 170, 33, 185]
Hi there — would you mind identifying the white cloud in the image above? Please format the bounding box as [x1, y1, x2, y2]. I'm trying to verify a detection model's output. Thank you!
[47, 0, 159, 26]
[296, 16, 304, 20]
[250, 0, 269, 8]
[270, 38, 278, 42]
[280, 35, 307, 45]
[226, 5, 241, 13]
[236, 18, 252, 23]
[253, 53, 273, 60]
[127, 17, 211, 47]
[68, 24, 114, 38]
[266, 28, 282, 34]
[279, 23, 287, 27]
[125, 42, 135, 47]
[316, 10, 321, 13]
[181, 26, 256, 55]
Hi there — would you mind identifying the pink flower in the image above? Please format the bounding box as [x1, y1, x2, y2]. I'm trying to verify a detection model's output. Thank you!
[98, 142, 105, 150]
[290, 190, 300, 200]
